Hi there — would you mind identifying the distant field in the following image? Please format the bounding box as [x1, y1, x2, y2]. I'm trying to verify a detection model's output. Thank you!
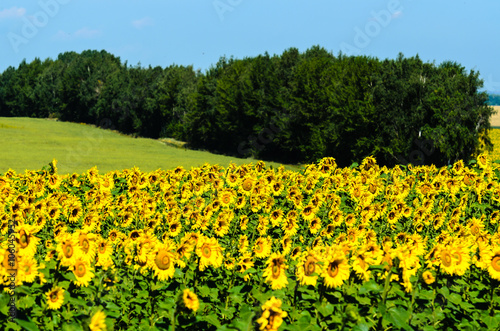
[491, 106, 500, 127]
[0, 117, 303, 175]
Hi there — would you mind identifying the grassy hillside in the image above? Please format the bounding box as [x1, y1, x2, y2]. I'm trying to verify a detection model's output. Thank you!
[1, 116, 500, 176]
[0, 117, 304, 175]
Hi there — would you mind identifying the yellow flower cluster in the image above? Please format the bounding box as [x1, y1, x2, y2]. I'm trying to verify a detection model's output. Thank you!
[1, 154, 500, 301]
[257, 296, 287, 331]
[487, 128, 500, 162]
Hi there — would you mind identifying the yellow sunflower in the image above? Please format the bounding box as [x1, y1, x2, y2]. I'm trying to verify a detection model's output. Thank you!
[282, 217, 299, 237]
[214, 211, 232, 237]
[46, 286, 65, 310]
[182, 288, 200, 312]
[296, 249, 323, 287]
[257, 216, 270, 236]
[269, 209, 284, 227]
[107, 229, 122, 243]
[422, 270, 435, 285]
[438, 245, 455, 275]
[290, 246, 302, 261]
[16, 224, 40, 258]
[301, 204, 316, 221]
[75, 231, 97, 263]
[67, 201, 83, 223]
[322, 246, 350, 289]
[253, 237, 272, 259]
[168, 220, 182, 238]
[175, 237, 195, 268]
[240, 177, 255, 195]
[218, 189, 236, 208]
[95, 238, 114, 270]
[256, 296, 288, 331]
[487, 247, 500, 280]
[263, 253, 288, 290]
[235, 195, 247, 209]
[17, 256, 39, 283]
[281, 236, 292, 256]
[238, 234, 249, 254]
[196, 236, 224, 271]
[56, 234, 81, 267]
[148, 242, 176, 281]
[89, 309, 107, 331]
[237, 252, 254, 278]
[72, 258, 95, 287]
[308, 217, 322, 235]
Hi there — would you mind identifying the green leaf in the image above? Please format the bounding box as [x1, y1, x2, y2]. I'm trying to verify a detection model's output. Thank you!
[229, 293, 243, 305]
[6, 320, 22, 331]
[331, 291, 342, 299]
[230, 304, 255, 331]
[355, 296, 371, 305]
[16, 319, 40, 331]
[158, 297, 175, 310]
[62, 322, 83, 331]
[61, 309, 74, 320]
[68, 296, 86, 307]
[228, 284, 245, 294]
[438, 286, 449, 299]
[219, 306, 236, 320]
[315, 302, 334, 317]
[197, 285, 211, 297]
[481, 314, 500, 330]
[358, 279, 382, 295]
[447, 293, 462, 306]
[17, 295, 35, 309]
[418, 289, 435, 300]
[459, 301, 474, 311]
[197, 313, 221, 328]
[352, 323, 370, 331]
[384, 307, 411, 331]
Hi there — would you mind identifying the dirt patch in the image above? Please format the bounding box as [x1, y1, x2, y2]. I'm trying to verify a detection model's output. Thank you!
[491, 106, 500, 127]
[158, 137, 188, 149]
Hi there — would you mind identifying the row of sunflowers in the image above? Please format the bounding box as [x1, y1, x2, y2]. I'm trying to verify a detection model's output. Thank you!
[1, 155, 500, 330]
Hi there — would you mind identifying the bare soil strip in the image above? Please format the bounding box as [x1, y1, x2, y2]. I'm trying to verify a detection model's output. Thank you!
[491, 106, 500, 127]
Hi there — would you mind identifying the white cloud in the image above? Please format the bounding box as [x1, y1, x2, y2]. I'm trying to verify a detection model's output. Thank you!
[0, 7, 26, 19]
[391, 11, 403, 19]
[132, 17, 154, 29]
[53, 27, 101, 41]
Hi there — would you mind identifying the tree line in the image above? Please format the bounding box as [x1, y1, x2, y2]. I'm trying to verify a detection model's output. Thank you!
[0, 47, 494, 167]
[488, 94, 500, 106]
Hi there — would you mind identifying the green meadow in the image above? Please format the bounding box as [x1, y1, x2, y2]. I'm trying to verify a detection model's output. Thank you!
[0, 117, 303, 175]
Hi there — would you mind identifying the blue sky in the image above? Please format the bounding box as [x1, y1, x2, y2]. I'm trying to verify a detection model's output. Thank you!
[1, 0, 500, 93]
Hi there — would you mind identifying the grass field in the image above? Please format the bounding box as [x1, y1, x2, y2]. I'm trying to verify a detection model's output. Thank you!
[0, 117, 303, 175]
[1, 116, 500, 176]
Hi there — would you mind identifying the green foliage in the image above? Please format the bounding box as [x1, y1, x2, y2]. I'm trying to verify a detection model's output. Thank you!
[488, 94, 500, 106]
[0, 47, 494, 167]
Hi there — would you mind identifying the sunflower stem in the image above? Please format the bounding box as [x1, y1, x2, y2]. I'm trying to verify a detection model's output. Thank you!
[489, 279, 497, 316]
[381, 268, 392, 305]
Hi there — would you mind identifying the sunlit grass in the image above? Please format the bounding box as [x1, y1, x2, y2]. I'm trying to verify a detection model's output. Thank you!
[0, 117, 303, 175]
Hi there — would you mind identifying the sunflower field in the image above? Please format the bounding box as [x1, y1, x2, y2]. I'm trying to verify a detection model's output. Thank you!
[1, 155, 500, 330]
